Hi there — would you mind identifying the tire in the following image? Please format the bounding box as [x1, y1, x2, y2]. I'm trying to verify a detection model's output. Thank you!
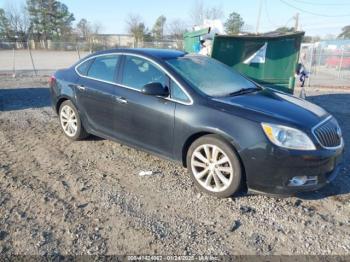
[186, 134, 242, 198]
[59, 100, 88, 140]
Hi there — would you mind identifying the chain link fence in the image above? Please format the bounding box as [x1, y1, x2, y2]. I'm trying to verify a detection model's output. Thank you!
[300, 40, 350, 88]
[0, 39, 182, 77]
[3, 39, 349, 89]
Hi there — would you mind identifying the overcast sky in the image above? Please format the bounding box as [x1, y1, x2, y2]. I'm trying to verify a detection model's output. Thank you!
[1, 0, 349, 37]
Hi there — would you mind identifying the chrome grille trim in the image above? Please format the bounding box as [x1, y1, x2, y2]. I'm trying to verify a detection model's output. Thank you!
[312, 116, 343, 150]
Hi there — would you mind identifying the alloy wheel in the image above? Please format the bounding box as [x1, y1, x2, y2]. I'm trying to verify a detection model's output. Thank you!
[60, 105, 78, 137]
[191, 144, 234, 192]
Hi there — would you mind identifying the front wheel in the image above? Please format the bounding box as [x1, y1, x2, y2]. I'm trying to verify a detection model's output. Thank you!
[59, 100, 88, 140]
[187, 135, 243, 198]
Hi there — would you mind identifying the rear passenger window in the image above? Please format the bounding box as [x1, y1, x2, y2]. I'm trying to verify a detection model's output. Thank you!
[170, 80, 190, 103]
[76, 59, 92, 75]
[87, 55, 119, 82]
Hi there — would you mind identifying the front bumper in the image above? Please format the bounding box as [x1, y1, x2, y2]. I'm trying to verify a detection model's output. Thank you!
[241, 142, 344, 195]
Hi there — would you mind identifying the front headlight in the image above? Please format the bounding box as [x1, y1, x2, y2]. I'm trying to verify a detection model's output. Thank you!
[261, 123, 316, 150]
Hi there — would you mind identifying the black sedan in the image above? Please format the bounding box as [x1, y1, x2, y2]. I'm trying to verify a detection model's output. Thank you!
[50, 48, 344, 197]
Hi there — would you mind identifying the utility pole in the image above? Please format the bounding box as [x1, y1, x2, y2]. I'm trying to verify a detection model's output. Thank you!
[294, 13, 299, 31]
[256, 0, 263, 34]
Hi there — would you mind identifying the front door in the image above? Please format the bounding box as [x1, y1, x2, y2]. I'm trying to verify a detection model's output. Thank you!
[113, 55, 176, 157]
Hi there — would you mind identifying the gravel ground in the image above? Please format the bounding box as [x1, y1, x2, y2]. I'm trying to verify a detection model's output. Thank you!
[0, 75, 349, 256]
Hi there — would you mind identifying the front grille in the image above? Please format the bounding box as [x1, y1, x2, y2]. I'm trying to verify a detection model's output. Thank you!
[313, 117, 342, 148]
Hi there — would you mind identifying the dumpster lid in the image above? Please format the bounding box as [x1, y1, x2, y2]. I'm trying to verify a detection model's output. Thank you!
[214, 31, 305, 40]
[184, 27, 211, 38]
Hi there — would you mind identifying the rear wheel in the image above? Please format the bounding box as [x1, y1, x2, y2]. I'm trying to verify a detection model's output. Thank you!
[187, 135, 242, 198]
[59, 100, 88, 140]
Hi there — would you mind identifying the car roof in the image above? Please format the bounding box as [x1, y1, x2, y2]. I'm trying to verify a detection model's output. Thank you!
[93, 48, 186, 60]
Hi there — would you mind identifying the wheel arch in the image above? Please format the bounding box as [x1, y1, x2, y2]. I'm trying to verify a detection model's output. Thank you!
[55, 95, 78, 114]
[55, 96, 70, 114]
[182, 131, 247, 193]
[181, 130, 241, 167]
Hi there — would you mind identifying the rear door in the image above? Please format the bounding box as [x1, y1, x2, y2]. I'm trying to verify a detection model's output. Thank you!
[76, 54, 121, 137]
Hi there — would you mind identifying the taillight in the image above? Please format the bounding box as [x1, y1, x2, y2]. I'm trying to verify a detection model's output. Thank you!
[49, 75, 56, 87]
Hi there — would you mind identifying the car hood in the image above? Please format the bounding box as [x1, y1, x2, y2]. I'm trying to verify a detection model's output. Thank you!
[213, 89, 329, 128]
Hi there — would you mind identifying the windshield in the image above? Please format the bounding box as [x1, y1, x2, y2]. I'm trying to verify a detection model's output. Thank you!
[166, 55, 257, 97]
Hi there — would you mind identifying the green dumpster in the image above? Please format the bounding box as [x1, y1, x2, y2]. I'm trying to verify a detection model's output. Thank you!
[184, 30, 304, 93]
[183, 28, 210, 54]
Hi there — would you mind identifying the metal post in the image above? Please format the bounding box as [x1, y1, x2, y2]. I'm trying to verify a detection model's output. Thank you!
[317, 48, 322, 75]
[256, 0, 263, 34]
[27, 41, 37, 76]
[12, 47, 16, 78]
[294, 13, 299, 31]
[76, 43, 81, 59]
[338, 47, 344, 79]
[307, 45, 314, 87]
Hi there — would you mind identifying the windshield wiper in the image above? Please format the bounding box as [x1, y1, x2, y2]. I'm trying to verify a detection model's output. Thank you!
[228, 86, 262, 96]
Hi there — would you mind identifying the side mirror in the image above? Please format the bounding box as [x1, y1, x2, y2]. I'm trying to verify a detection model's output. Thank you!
[141, 82, 169, 97]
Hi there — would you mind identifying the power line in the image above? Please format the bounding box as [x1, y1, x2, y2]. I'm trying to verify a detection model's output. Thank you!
[291, 0, 350, 6]
[280, 0, 350, 17]
[264, 0, 279, 27]
[264, 0, 298, 29]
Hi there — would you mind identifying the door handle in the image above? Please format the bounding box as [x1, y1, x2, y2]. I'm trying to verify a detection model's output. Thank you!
[76, 85, 86, 91]
[115, 96, 128, 104]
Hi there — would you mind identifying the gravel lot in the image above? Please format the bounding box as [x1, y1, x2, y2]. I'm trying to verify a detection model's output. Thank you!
[0, 75, 349, 256]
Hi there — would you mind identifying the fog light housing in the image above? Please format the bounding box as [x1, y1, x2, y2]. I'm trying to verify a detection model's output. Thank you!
[289, 176, 318, 187]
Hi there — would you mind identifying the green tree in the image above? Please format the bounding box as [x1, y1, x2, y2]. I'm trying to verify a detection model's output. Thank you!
[338, 25, 350, 39]
[54, 2, 75, 39]
[152, 15, 166, 40]
[26, 0, 75, 43]
[224, 12, 244, 35]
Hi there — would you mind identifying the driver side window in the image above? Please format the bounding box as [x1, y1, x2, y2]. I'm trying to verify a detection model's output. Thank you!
[121, 56, 167, 90]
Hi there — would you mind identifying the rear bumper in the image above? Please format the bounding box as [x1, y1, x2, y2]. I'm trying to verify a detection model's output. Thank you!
[241, 142, 344, 196]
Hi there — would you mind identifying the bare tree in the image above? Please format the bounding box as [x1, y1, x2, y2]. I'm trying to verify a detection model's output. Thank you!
[76, 18, 91, 39]
[91, 21, 104, 48]
[167, 19, 187, 37]
[167, 19, 188, 49]
[76, 18, 103, 51]
[125, 14, 147, 45]
[189, 0, 205, 26]
[92, 22, 103, 35]
[205, 6, 224, 20]
[3, 2, 30, 42]
[189, 0, 224, 26]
